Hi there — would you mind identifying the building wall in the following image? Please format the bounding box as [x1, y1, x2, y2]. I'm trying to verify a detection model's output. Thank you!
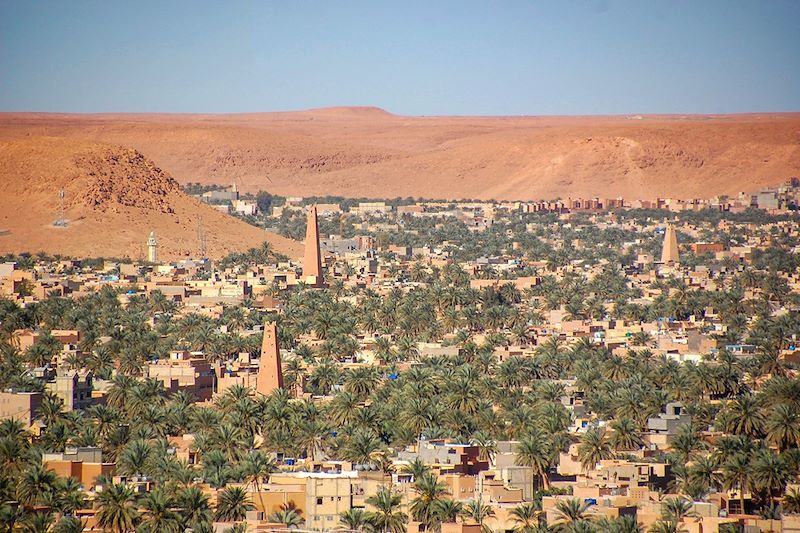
[46, 372, 94, 411]
[250, 488, 306, 515]
[45, 460, 82, 481]
[305, 477, 354, 531]
[147, 358, 215, 401]
[0, 391, 42, 425]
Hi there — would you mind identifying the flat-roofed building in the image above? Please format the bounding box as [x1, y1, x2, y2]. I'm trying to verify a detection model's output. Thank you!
[147, 350, 215, 401]
[0, 390, 43, 425]
[45, 369, 94, 411]
[43, 447, 115, 487]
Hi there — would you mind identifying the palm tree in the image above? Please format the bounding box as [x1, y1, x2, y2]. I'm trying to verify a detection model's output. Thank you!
[366, 486, 407, 533]
[434, 499, 464, 525]
[118, 438, 153, 477]
[660, 497, 698, 522]
[752, 449, 790, 503]
[577, 427, 613, 471]
[202, 449, 233, 488]
[138, 490, 181, 533]
[52, 516, 87, 533]
[295, 418, 330, 461]
[35, 393, 64, 427]
[671, 424, 704, 464]
[177, 486, 212, 530]
[402, 457, 430, 481]
[471, 431, 497, 463]
[410, 472, 449, 530]
[342, 429, 384, 466]
[18, 511, 55, 533]
[608, 418, 643, 451]
[550, 499, 594, 533]
[515, 432, 553, 499]
[106, 374, 136, 410]
[339, 508, 371, 531]
[56, 477, 86, 514]
[462, 500, 495, 533]
[308, 362, 340, 396]
[596, 515, 643, 533]
[240, 451, 276, 514]
[509, 501, 542, 533]
[328, 391, 361, 427]
[783, 489, 800, 514]
[214, 486, 255, 522]
[16, 464, 57, 506]
[268, 508, 304, 528]
[223, 523, 248, 533]
[648, 520, 688, 533]
[723, 394, 765, 439]
[688, 455, 719, 494]
[765, 404, 800, 452]
[0, 419, 29, 442]
[95, 483, 139, 533]
[344, 367, 381, 400]
[0, 505, 26, 532]
[400, 396, 435, 446]
[721, 454, 751, 515]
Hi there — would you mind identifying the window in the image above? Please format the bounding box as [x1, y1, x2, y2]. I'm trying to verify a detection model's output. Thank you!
[317, 498, 323, 505]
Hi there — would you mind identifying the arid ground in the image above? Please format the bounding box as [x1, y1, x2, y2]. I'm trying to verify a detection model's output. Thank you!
[0, 137, 301, 260]
[1, 109, 798, 258]
[1, 108, 798, 201]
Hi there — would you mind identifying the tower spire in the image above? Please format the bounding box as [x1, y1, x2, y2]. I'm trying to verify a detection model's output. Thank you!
[661, 223, 679, 265]
[256, 322, 283, 396]
[147, 231, 158, 263]
[302, 205, 324, 287]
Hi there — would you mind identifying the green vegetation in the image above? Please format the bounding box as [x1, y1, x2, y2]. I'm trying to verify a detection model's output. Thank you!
[1, 192, 800, 532]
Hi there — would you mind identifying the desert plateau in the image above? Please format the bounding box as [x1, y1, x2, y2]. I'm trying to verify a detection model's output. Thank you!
[1, 109, 798, 203]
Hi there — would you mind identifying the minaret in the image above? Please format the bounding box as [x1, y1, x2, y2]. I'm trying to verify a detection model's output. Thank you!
[302, 205, 324, 287]
[661, 223, 679, 265]
[256, 322, 283, 396]
[147, 231, 158, 263]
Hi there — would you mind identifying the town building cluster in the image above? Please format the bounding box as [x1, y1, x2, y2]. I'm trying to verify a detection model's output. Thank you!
[1, 188, 799, 533]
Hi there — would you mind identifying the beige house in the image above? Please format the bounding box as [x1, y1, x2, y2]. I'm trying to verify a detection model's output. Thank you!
[0, 390, 43, 425]
[45, 369, 94, 411]
[146, 350, 215, 401]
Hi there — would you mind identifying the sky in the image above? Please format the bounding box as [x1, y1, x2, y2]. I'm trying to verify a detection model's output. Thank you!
[1, 1, 799, 115]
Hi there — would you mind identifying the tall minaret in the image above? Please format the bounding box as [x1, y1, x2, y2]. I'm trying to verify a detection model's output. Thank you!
[256, 322, 284, 396]
[147, 231, 158, 263]
[660, 223, 679, 265]
[302, 205, 324, 287]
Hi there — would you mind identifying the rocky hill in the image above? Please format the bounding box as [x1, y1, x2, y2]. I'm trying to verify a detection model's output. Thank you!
[0, 137, 301, 260]
[0, 110, 798, 201]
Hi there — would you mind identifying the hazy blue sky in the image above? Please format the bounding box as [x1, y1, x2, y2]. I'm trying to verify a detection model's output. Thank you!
[1, 1, 798, 115]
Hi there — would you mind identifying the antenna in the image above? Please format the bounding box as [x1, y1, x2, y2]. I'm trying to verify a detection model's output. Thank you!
[198, 216, 207, 259]
[53, 190, 66, 227]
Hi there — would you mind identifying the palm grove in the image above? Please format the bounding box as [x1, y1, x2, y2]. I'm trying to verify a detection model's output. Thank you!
[0, 205, 799, 533]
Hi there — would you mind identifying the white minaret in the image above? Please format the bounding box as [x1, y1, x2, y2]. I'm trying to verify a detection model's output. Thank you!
[147, 231, 158, 263]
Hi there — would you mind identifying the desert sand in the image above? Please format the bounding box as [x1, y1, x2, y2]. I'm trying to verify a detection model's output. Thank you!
[1, 109, 798, 259]
[0, 137, 301, 260]
[0, 109, 798, 201]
